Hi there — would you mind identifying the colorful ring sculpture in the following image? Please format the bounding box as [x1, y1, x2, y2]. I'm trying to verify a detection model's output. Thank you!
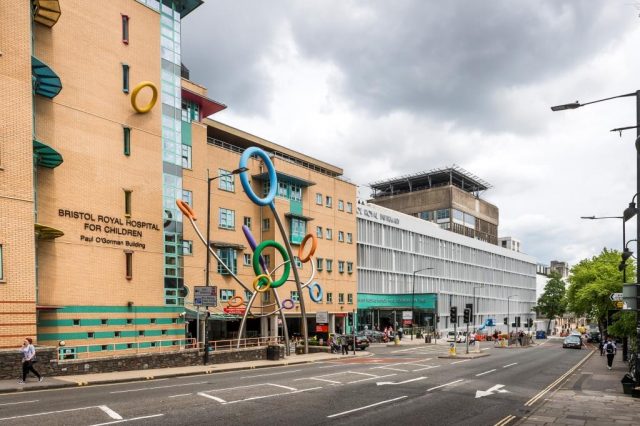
[281, 299, 295, 310]
[298, 233, 317, 263]
[130, 81, 158, 113]
[239, 147, 277, 206]
[227, 296, 244, 307]
[308, 282, 323, 303]
[252, 240, 290, 288]
[176, 200, 196, 220]
[253, 274, 272, 292]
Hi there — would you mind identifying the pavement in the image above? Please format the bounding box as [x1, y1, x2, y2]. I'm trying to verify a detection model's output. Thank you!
[515, 340, 640, 426]
[0, 349, 371, 394]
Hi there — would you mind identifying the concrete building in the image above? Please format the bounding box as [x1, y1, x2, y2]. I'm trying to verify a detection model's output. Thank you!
[368, 165, 499, 245]
[356, 201, 536, 333]
[0, 0, 356, 355]
[499, 237, 521, 253]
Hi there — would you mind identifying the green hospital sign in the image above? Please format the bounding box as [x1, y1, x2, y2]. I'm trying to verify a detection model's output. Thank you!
[357, 293, 436, 310]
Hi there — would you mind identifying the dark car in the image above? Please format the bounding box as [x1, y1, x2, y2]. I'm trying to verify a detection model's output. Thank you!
[342, 334, 370, 351]
[563, 335, 582, 349]
[358, 330, 386, 343]
[587, 332, 601, 343]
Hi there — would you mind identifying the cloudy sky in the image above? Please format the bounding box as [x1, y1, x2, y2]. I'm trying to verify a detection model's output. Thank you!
[182, 1, 640, 267]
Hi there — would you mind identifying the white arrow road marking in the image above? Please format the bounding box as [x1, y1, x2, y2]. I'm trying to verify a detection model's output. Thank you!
[98, 406, 123, 420]
[376, 377, 427, 386]
[475, 384, 509, 398]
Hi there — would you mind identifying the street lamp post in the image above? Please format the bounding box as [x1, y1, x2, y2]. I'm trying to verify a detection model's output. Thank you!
[507, 295, 516, 344]
[203, 167, 248, 364]
[553, 91, 640, 383]
[472, 285, 483, 330]
[411, 267, 434, 341]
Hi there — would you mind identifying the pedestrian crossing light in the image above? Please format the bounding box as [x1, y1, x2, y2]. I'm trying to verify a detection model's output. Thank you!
[463, 308, 471, 324]
[515, 316, 521, 327]
[503, 317, 508, 325]
[450, 307, 457, 324]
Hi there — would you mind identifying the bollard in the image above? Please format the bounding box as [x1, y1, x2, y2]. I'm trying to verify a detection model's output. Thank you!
[394, 336, 400, 345]
[449, 343, 456, 357]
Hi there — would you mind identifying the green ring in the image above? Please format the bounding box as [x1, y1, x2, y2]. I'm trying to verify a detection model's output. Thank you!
[252, 240, 290, 288]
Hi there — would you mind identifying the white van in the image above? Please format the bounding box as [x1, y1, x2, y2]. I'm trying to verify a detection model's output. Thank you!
[446, 331, 466, 343]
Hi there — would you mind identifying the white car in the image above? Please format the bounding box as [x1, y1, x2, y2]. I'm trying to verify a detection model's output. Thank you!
[446, 331, 466, 343]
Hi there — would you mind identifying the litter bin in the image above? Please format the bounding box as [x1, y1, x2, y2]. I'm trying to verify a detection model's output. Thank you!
[267, 345, 281, 361]
[621, 373, 635, 395]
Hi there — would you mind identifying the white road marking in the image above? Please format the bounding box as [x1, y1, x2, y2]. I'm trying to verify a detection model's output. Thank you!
[168, 393, 192, 398]
[475, 384, 508, 398]
[476, 369, 497, 377]
[0, 400, 38, 407]
[300, 377, 342, 384]
[503, 363, 518, 368]
[240, 369, 301, 379]
[327, 396, 408, 418]
[371, 366, 410, 372]
[109, 381, 208, 394]
[0, 406, 100, 421]
[267, 383, 297, 391]
[413, 365, 440, 372]
[427, 379, 464, 392]
[481, 348, 490, 351]
[198, 392, 227, 403]
[451, 360, 470, 364]
[224, 387, 322, 405]
[89, 414, 164, 425]
[376, 377, 426, 386]
[99, 405, 123, 420]
[391, 347, 420, 353]
[349, 374, 396, 384]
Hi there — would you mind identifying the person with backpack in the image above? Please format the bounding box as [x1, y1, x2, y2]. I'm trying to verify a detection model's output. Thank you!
[605, 337, 617, 370]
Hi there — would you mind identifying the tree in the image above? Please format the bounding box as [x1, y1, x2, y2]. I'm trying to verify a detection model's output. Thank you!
[566, 248, 634, 337]
[532, 271, 567, 333]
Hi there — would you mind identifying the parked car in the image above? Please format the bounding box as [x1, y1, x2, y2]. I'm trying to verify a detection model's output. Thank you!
[563, 335, 582, 349]
[358, 330, 386, 343]
[587, 332, 601, 343]
[446, 331, 466, 343]
[343, 334, 370, 351]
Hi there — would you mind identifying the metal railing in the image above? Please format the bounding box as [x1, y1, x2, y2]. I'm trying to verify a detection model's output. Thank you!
[206, 336, 283, 352]
[57, 338, 197, 361]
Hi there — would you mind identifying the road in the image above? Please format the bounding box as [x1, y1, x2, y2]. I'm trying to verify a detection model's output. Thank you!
[0, 339, 591, 425]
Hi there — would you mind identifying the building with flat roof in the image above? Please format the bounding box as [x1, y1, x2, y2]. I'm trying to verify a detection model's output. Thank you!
[356, 201, 536, 333]
[368, 165, 499, 245]
[0, 0, 355, 355]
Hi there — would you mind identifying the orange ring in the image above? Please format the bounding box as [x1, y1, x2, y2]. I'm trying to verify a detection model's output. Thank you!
[227, 296, 244, 307]
[298, 233, 317, 263]
[176, 200, 196, 220]
[253, 274, 272, 293]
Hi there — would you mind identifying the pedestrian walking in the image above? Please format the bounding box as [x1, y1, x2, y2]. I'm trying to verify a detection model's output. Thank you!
[599, 339, 605, 356]
[18, 337, 42, 384]
[605, 338, 617, 370]
[340, 335, 349, 355]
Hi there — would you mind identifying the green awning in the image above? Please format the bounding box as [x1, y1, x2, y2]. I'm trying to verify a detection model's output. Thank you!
[32, 56, 62, 99]
[35, 223, 64, 240]
[33, 140, 63, 168]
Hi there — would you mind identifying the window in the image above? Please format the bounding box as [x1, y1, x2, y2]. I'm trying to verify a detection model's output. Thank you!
[181, 145, 192, 169]
[326, 259, 333, 272]
[346, 202, 353, 213]
[182, 240, 192, 255]
[326, 292, 333, 303]
[326, 228, 333, 240]
[316, 193, 322, 205]
[316, 226, 323, 238]
[243, 253, 251, 266]
[290, 184, 302, 201]
[124, 190, 132, 217]
[338, 231, 344, 242]
[245, 290, 252, 301]
[243, 216, 251, 229]
[219, 208, 235, 229]
[291, 291, 299, 302]
[73, 319, 80, 326]
[139, 330, 145, 336]
[115, 331, 121, 338]
[101, 319, 108, 325]
[436, 209, 450, 220]
[217, 248, 237, 275]
[0, 244, 3, 281]
[126, 318, 133, 325]
[150, 318, 156, 324]
[294, 256, 302, 268]
[346, 233, 352, 244]
[182, 190, 193, 207]
[123, 126, 131, 156]
[88, 332, 95, 339]
[263, 254, 271, 268]
[325, 196, 332, 208]
[338, 200, 344, 211]
[218, 169, 235, 192]
[122, 63, 129, 93]
[278, 181, 288, 198]
[262, 292, 270, 303]
[338, 293, 344, 304]
[348, 294, 353, 304]
[121, 14, 129, 44]
[220, 289, 235, 301]
[125, 251, 133, 279]
[347, 262, 353, 274]
[316, 257, 323, 271]
[263, 218, 270, 230]
[290, 218, 306, 244]
[338, 261, 345, 273]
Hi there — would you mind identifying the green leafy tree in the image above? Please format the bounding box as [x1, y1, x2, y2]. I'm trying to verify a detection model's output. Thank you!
[567, 248, 634, 336]
[608, 311, 636, 344]
[532, 271, 567, 333]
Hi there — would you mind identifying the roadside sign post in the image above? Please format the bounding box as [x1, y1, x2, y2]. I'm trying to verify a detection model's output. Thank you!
[194, 286, 217, 365]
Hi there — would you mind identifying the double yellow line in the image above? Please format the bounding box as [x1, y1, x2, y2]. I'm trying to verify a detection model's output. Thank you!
[524, 350, 594, 406]
[494, 414, 516, 426]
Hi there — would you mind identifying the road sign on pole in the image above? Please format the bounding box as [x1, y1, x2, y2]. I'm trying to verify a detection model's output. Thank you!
[610, 293, 623, 302]
[194, 286, 217, 307]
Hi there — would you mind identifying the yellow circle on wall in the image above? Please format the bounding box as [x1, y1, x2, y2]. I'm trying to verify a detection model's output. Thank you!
[130, 81, 158, 113]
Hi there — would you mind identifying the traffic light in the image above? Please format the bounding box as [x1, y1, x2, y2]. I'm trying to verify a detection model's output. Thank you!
[463, 308, 471, 324]
[503, 317, 508, 325]
[450, 307, 457, 324]
[465, 303, 473, 321]
[528, 318, 534, 328]
[619, 248, 633, 271]
[515, 316, 521, 327]
[436, 315, 440, 323]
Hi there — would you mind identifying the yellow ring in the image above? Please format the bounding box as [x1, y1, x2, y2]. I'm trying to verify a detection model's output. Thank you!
[227, 296, 244, 307]
[130, 81, 158, 113]
[253, 274, 272, 293]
